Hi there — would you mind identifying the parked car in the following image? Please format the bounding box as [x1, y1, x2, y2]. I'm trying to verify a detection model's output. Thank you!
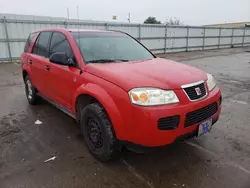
[21, 28, 222, 161]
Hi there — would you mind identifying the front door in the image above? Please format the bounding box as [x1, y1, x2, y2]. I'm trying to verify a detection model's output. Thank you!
[45, 63, 81, 110]
[46, 32, 81, 111]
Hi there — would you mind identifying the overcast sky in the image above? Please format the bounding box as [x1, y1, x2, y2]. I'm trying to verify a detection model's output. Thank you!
[0, 0, 249, 25]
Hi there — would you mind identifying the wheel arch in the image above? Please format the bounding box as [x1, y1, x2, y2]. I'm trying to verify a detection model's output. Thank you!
[73, 83, 124, 138]
[22, 66, 32, 82]
[75, 94, 98, 122]
[22, 70, 29, 81]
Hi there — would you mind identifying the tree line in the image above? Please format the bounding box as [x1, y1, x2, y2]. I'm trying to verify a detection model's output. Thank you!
[144, 16, 183, 25]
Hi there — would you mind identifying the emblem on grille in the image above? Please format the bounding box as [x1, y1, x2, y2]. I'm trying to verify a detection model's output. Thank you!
[195, 87, 202, 96]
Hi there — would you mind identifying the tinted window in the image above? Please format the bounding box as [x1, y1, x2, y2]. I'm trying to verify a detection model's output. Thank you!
[32, 36, 39, 55]
[49, 32, 73, 58]
[24, 33, 36, 52]
[72, 32, 154, 64]
[32, 32, 51, 57]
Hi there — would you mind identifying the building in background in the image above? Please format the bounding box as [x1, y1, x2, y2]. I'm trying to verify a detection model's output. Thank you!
[205, 22, 250, 28]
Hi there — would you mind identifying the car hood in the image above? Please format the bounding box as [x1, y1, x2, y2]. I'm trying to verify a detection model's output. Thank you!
[85, 58, 207, 91]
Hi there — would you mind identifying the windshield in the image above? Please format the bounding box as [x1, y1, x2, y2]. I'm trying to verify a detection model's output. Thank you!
[71, 32, 154, 64]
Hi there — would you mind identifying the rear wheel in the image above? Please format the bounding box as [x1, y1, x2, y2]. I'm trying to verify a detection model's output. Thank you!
[80, 103, 121, 162]
[24, 76, 38, 105]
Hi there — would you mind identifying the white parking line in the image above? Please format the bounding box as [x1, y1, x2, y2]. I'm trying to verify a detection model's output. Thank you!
[122, 159, 156, 188]
[14, 63, 20, 66]
[229, 100, 248, 105]
[184, 141, 216, 156]
[184, 141, 250, 175]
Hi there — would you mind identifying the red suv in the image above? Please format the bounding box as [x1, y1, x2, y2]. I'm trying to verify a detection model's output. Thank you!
[21, 28, 221, 161]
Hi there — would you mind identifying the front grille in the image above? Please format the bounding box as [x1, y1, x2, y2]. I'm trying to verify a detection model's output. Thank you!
[185, 102, 218, 127]
[183, 82, 207, 101]
[158, 115, 180, 130]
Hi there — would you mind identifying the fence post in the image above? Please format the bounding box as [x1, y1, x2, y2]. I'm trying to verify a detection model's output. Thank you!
[186, 26, 189, 52]
[138, 24, 141, 42]
[64, 21, 67, 29]
[105, 23, 108, 30]
[164, 25, 167, 53]
[230, 28, 234, 47]
[202, 27, 205, 50]
[242, 27, 246, 47]
[3, 16, 12, 63]
[218, 27, 222, 49]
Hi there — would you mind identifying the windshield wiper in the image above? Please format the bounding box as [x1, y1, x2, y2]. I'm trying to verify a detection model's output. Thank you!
[86, 59, 129, 64]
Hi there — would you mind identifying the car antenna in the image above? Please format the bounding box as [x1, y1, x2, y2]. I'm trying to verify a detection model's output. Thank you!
[76, 5, 83, 75]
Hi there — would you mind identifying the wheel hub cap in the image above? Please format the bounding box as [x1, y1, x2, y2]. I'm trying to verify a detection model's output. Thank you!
[87, 117, 103, 148]
[26, 80, 32, 99]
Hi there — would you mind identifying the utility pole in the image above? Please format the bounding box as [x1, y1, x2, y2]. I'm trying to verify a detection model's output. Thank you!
[76, 6, 79, 20]
[67, 8, 69, 20]
[128, 13, 131, 23]
[77, 6, 80, 32]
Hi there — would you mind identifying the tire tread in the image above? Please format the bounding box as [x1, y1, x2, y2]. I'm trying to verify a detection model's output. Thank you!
[80, 103, 121, 162]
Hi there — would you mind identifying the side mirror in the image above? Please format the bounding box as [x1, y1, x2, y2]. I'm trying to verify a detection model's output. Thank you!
[49, 52, 69, 66]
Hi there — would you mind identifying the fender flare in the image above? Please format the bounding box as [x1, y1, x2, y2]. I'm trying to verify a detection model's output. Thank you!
[22, 66, 32, 81]
[72, 83, 124, 138]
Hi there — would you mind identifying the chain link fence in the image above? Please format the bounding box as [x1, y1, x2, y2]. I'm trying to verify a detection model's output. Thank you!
[0, 14, 250, 62]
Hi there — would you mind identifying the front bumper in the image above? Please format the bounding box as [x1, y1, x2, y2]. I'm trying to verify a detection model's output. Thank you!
[123, 87, 221, 147]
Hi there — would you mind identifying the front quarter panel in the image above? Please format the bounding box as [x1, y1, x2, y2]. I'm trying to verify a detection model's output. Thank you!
[72, 73, 133, 140]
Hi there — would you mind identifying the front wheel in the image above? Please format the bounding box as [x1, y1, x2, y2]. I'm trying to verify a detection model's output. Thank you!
[24, 76, 38, 105]
[80, 103, 121, 162]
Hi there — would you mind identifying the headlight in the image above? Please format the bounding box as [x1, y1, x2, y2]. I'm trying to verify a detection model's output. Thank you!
[206, 73, 216, 91]
[128, 88, 179, 106]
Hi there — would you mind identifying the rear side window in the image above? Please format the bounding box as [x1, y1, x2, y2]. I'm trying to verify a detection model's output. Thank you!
[24, 33, 36, 52]
[49, 32, 73, 58]
[32, 32, 51, 57]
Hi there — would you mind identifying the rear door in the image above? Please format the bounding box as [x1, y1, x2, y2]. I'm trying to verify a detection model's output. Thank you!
[21, 32, 37, 76]
[46, 32, 81, 110]
[29, 31, 52, 97]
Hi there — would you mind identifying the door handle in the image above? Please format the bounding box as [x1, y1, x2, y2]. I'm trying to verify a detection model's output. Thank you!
[28, 59, 32, 65]
[45, 65, 50, 71]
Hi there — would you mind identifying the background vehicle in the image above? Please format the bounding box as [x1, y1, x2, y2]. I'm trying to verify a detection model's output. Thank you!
[21, 28, 221, 161]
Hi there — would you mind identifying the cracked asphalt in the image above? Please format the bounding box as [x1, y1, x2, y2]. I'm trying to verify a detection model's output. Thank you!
[0, 48, 250, 188]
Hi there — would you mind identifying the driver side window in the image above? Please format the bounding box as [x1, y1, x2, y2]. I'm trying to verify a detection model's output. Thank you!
[49, 32, 74, 59]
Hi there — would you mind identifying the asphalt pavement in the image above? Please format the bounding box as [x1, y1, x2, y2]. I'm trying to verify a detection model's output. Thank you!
[0, 48, 249, 188]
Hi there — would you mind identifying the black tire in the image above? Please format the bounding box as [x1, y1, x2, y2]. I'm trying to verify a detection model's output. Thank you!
[80, 103, 121, 162]
[24, 75, 38, 105]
